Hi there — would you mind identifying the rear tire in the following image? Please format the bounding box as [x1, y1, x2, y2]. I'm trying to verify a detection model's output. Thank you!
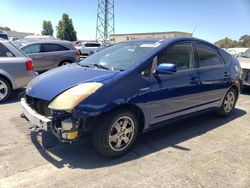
[0, 77, 12, 102]
[59, 61, 72, 66]
[217, 88, 237, 117]
[93, 109, 139, 158]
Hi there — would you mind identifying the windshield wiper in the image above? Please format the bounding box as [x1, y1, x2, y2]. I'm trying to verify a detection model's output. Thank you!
[93, 64, 110, 70]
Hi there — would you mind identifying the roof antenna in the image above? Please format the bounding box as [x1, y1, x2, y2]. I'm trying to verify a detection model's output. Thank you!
[192, 25, 198, 36]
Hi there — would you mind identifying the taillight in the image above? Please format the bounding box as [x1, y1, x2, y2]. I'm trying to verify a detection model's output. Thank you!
[76, 51, 80, 57]
[25, 60, 34, 71]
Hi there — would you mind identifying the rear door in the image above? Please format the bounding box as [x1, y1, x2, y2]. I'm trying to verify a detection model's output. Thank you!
[194, 43, 230, 109]
[40, 43, 60, 69]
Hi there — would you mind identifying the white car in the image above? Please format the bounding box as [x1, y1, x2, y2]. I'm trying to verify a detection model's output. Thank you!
[238, 48, 250, 86]
[227, 48, 248, 57]
[75, 42, 101, 56]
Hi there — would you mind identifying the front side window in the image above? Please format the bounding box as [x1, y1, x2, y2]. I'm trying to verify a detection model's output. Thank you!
[196, 44, 223, 67]
[22, 44, 41, 54]
[158, 42, 194, 70]
[0, 43, 14, 57]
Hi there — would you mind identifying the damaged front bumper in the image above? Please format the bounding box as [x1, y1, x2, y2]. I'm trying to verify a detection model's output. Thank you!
[20, 98, 82, 142]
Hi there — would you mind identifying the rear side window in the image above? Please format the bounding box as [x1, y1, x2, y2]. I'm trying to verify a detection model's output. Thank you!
[41, 44, 69, 52]
[0, 43, 14, 57]
[158, 42, 195, 70]
[85, 43, 101, 47]
[22, 44, 41, 54]
[196, 44, 223, 67]
[219, 49, 232, 64]
[0, 34, 8, 40]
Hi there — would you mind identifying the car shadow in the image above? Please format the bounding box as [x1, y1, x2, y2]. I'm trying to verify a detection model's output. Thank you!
[30, 108, 247, 169]
[0, 89, 24, 105]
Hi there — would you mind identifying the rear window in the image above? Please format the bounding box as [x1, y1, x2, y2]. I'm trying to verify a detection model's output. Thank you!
[0, 43, 14, 57]
[219, 49, 232, 64]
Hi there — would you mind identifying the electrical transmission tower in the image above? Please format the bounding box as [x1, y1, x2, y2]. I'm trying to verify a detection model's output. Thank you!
[96, 0, 115, 43]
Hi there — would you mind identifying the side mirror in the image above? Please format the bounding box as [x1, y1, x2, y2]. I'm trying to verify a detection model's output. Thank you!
[155, 63, 177, 74]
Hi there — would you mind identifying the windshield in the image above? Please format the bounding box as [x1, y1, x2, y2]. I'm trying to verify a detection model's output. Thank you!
[79, 41, 160, 71]
[241, 49, 250, 58]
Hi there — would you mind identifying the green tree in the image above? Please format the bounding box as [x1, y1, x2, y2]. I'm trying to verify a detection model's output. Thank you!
[56, 13, 77, 41]
[215, 37, 238, 48]
[239, 35, 250, 47]
[41, 21, 54, 36]
[0, 26, 11, 31]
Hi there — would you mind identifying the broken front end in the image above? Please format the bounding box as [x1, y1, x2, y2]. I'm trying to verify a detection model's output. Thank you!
[20, 96, 96, 142]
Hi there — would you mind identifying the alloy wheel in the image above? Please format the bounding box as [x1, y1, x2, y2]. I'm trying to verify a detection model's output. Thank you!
[108, 116, 135, 152]
[224, 91, 235, 113]
[0, 80, 8, 101]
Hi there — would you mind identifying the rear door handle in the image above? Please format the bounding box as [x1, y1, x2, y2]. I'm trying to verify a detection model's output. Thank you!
[224, 72, 230, 77]
[190, 77, 200, 85]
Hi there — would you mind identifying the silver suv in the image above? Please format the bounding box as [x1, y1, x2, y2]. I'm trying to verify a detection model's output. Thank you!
[0, 39, 36, 102]
[12, 39, 80, 72]
[75, 42, 101, 56]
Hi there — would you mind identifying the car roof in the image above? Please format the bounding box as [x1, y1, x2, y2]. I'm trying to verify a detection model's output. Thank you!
[21, 39, 72, 45]
[126, 37, 216, 47]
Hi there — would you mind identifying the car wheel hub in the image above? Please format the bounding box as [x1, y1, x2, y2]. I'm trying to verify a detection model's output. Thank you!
[108, 116, 134, 152]
[0, 81, 8, 100]
[224, 91, 235, 113]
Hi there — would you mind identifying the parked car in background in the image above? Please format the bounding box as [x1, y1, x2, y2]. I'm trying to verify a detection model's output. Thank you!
[21, 37, 242, 157]
[227, 48, 248, 57]
[24, 35, 57, 40]
[75, 42, 101, 56]
[12, 40, 80, 72]
[238, 48, 250, 86]
[0, 39, 36, 102]
[0, 31, 8, 40]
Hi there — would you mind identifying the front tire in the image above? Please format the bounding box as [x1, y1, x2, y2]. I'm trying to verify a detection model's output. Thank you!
[93, 109, 139, 158]
[217, 88, 237, 116]
[0, 77, 12, 102]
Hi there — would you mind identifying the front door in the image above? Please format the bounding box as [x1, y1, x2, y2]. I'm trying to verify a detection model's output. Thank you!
[149, 42, 201, 125]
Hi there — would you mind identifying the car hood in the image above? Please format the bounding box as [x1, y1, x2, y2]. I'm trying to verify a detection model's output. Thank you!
[26, 64, 118, 101]
[238, 57, 250, 69]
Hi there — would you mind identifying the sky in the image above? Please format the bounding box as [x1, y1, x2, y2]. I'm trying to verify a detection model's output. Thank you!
[0, 0, 250, 43]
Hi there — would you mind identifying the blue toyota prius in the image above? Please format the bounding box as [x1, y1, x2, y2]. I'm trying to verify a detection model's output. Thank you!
[21, 37, 242, 157]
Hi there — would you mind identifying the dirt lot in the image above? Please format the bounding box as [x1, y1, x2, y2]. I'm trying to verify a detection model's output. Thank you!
[0, 90, 249, 188]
